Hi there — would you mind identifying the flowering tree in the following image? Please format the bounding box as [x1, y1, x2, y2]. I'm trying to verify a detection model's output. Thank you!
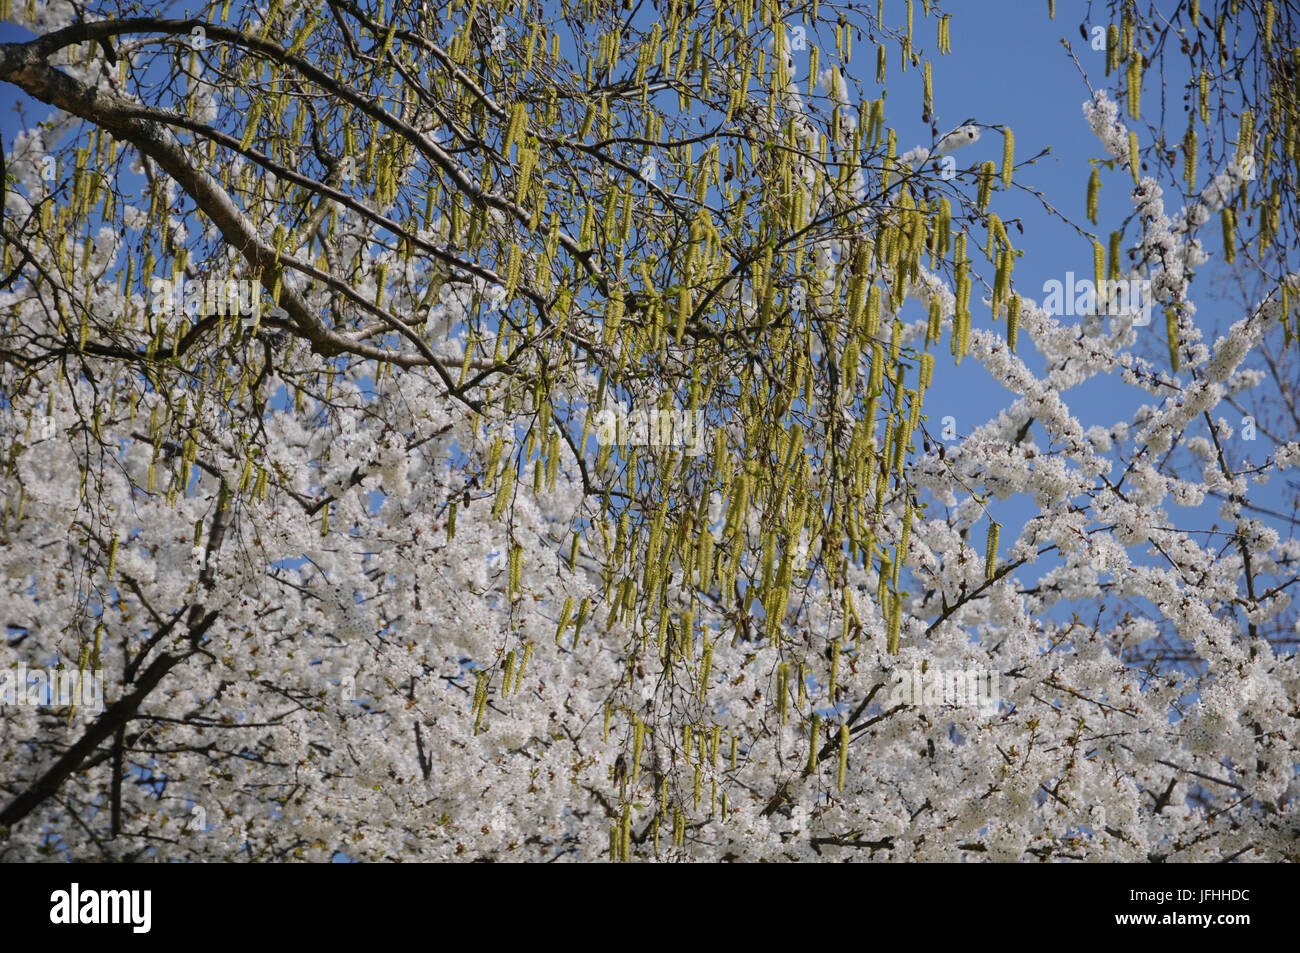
[0, 0, 1296, 861]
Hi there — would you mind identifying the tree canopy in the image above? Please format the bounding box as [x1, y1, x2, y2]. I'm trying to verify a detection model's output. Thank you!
[0, 0, 1297, 861]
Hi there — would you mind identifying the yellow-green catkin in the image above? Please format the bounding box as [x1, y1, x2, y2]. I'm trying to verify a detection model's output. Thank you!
[1007, 294, 1021, 354]
[502, 650, 516, 696]
[699, 638, 713, 701]
[515, 643, 532, 694]
[865, 284, 882, 337]
[977, 161, 995, 212]
[491, 466, 515, 519]
[1165, 308, 1181, 371]
[927, 294, 943, 345]
[508, 542, 523, 599]
[887, 591, 902, 654]
[472, 670, 488, 733]
[992, 247, 1011, 318]
[1086, 166, 1101, 225]
[984, 521, 1000, 581]
[632, 716, 645, 786]
[1001, 127, 1014, 187]
[828, 638, 841, 698]
[1237, 109, 1255, 167]
[1184, 126, 1198, 190]
[936, 196, 952, 260]
[1128, 130, 1141, 185]
[1108, 230, 1123, 283]
[1127, 50, 1142, 119]
[555, 595, 574, 644]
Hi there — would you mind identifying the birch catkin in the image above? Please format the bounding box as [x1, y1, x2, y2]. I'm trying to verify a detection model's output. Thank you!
[985, 521, 1000, 580]
[1007, 294, 1021, 354]
[1087, 166, 1101, 225]
[1127, 50, 1142, 119]
[1001, 127, 1014, 187]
